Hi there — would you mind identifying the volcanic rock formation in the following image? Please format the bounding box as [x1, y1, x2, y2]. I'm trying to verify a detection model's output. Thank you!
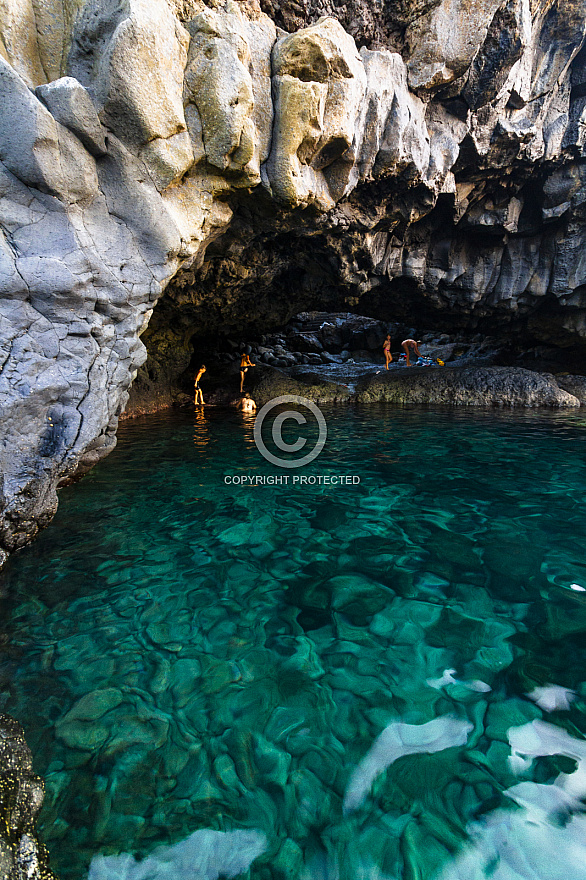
[1, 0, 586, 563]
[0, 713, 56, 879]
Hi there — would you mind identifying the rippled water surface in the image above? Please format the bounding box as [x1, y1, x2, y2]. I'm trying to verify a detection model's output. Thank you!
[2, 405, 586, 880]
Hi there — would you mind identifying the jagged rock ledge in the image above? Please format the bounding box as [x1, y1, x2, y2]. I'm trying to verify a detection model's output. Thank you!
[354, 365, 582, 406]
[219, 364, 583, 407]
[0, 714, 56, 880]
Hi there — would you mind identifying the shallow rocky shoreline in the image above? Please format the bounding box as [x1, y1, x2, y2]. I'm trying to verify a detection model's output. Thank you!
[0, 715, 56, 880]
[353, 366, 582, 408]
[124, 364, 585, 416]
[126, 313, 586, 416]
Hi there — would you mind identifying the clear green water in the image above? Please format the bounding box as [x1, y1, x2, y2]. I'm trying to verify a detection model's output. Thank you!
[2, 406, 586, 880]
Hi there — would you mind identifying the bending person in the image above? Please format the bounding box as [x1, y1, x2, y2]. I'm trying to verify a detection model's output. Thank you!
[401, 339, 422, 366]
[383, 334, 393, 369]
[194, 364, 206, 404]
[240, 353, 256, 393]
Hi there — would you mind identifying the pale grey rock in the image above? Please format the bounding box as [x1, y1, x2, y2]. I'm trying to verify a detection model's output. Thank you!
[267, 16, 367, 209]
[139, 131, 194, 191]
[344, 715, 473, 813]
[406, 0, 505, 91]
[358, 48, 430, 184]
[184, 7, 257, 180]
[81, 0, 191, 150]
[0, 57, 98, 202]
[35, 76, 107, 156]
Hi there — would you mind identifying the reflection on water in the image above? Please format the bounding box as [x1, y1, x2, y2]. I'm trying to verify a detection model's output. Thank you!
[2, 406, 586, 879]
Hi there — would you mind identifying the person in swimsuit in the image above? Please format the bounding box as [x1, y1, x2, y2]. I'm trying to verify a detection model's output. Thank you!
[240, 353, 256, 393]
[194, 365, 206, 404]
[401, 339, 422, 366]
[237, 393, 257, 413]
[383, 334, 392, 369]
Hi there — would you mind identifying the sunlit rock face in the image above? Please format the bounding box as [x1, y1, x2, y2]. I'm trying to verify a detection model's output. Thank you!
[1, 0, 586, 562]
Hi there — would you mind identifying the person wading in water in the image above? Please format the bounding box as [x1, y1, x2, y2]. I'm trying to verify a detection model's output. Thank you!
[383, 334, 392, 369]
[240, 352, 256, 393]
[401, 339, 422, 366]
[194, 365, 206, 404]
[237, 393, 257, 413]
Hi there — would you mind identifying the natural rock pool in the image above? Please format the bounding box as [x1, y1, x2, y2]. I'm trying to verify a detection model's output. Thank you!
[2, 405, 586, 880]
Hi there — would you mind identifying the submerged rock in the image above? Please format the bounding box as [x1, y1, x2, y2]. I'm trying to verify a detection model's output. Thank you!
[354, 367, 581, 407]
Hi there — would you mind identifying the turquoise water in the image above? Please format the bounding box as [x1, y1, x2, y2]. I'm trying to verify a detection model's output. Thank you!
[2, 405, 586, 880]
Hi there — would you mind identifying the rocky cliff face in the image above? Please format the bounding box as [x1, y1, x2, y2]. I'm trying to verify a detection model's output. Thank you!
[1, 0, 586, 564]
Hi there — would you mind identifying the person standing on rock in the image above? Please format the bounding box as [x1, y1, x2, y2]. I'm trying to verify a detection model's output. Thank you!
[383, 334, 393, 369]
[194, 365, 206, 405]
[401, 339, 422, 366]
[240, 353, 256, 393]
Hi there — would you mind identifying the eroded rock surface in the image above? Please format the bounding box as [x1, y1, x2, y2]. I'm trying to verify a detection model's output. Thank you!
[1, 0, 586, 561]
[355, 365, 581, 406]
[0, 714, 56, 880]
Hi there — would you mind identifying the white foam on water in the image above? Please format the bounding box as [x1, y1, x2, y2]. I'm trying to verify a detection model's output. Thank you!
[426, 669, 458, 689]
[526, 684, 576, 712]
[87, 828, 268, 880]
[343, 715, 473, 813]
[435, 720, 586, 880]
[508, 718, 586, 776]
[426, 668, 491, 693]
[435, 806, 586, 880]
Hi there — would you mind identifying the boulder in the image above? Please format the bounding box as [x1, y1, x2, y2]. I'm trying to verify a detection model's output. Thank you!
[35, 77, 107, 157]
[246, 365, 351, 405]
[289, 332, 324, 353]
[556, 374, 586, 404]
[267, 17, 367, 209]
[355, 366, 581, 407]
[419, 343, 457, 362]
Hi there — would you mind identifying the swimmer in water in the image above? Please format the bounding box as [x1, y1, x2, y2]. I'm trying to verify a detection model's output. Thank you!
[240, 353, 256, 393]
[237, 394, 257, 413]
[401, 339, 422, 366]
[194, 364, 206, 404]
[383, 334, 392, 369]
